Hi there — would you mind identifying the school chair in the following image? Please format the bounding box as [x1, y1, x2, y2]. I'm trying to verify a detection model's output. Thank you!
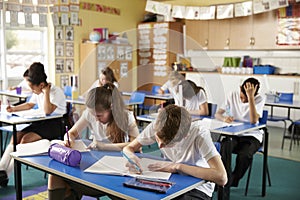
[64, 85, 72, 98]
[244, 110, 271, 196]
[208, 103, 217, 118]
[139, 85, 163, 113]
[288, 120, 300, 150]
[125, 92, 145, 116]
[268, 93, 294, 150]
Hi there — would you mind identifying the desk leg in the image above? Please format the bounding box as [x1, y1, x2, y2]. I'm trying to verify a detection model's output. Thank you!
[13, 125, 23, 200]
[218, 137, 232, 200]
[0, 121, 3, 156]
[262, 127, 269, 197]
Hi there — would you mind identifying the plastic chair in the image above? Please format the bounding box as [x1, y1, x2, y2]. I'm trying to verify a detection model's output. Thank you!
[288, 120, 300, 150]
[64, 86, 72, 98]
[126, 92, 145, 116]
[268, 92, 294, 150]
[244, 110, 271, 196]
[208, 103, 217, 118]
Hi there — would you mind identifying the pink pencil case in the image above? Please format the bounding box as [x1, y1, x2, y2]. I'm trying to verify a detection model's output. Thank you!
[48, 143, 81, 167]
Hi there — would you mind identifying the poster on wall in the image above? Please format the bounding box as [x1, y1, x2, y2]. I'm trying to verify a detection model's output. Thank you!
[217, 4, 234, 19]
[199, 6, 216, 20]
[60, 75, 69, 88]
[277, 18, 300, 45]
[55, 26, 64, 40]
[120, 62, 128, 78]
[65, 26, 74, 41]
[55, 58, 64, 73]
[65, 42, 74, 57]
[65, 59, 74, 73]
[235, 1, 252, 17]
[39, 14, 47, 27]
[55, 42, 64, 57]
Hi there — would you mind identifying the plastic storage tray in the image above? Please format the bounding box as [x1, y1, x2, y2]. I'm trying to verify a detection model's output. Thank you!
[253, 65, 275, 74]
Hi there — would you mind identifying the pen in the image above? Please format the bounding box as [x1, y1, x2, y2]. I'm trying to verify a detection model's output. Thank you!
[121, 151, 142, 174]
[66, 126, 70, 146]
[7, 99, 11, 107]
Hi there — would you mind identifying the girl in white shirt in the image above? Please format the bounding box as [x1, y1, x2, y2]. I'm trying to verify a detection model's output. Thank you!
[84, 67, 119, 98]
[48, 83, 139, 199]
[159, 71, 184, 105]
[181, 80, 209, 116]
[0, 62, 66, 187]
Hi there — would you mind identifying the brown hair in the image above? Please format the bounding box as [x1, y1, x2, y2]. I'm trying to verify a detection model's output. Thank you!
[241, 77, 260, 96]
[85, 83, 128, 143]
[180, 80, 206, 99]
[27, 62, 48, 86]
[154, 104, 191, 145]
[100, 67, 118, 85]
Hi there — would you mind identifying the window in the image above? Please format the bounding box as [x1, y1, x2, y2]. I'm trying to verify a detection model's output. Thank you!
[0, 4, 48, 88]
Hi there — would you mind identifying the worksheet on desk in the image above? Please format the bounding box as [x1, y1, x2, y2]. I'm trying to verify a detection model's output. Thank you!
[198, 118, 243, 130]
[12, 109, 46, 119]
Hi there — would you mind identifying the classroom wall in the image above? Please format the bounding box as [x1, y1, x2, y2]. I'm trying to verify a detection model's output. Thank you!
[53, 0, 147, 89]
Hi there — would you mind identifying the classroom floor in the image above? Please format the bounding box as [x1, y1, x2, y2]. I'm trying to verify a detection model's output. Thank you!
[267, 126, 300, 162]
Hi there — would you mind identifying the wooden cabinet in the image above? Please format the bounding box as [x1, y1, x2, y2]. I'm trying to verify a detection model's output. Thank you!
[186, 20, 209, 49]
[185, 10, 300, 50]
[137, 22, 183, 91]
[79, 42, 133, 94]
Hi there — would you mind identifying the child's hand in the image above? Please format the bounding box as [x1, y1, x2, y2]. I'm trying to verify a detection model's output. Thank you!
[42, 83, 51, 94]
[6, 105, 14, 113]
[244, 82, 257, 98]
[148, 161, 179, 173]
[224, 116, 234, 123]
[87, 142, 98, 150]
[125, 154, 142, 174]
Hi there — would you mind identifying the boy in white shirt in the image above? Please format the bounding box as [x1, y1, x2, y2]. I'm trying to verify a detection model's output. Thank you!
[123, 104, 227, 200]
[215, 77, 265, 187]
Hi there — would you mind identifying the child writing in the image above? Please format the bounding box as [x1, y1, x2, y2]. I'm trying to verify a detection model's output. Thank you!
[158, 71, 184, 105]
[180, 79, 209, 116]
[123, 104, 227, 200]
[8, 69, 31, 92]
[214, 77, 265, 187]
[0, 62, 66, 187]
[87, 67, 118, 90]
[48, 83, 139, 199]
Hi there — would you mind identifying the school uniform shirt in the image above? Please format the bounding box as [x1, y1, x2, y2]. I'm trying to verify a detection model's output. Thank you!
[137, 121, 220, 197]
[82, 110, 138, 143]
[220, 91, 265, 143]
[184, 90, 207, 111]
[17, 79, 31, 91]
[160, 80, 181, 105]
[29, 83, 66, 115]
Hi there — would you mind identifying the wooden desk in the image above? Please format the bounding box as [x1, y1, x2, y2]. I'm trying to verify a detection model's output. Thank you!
[12, 151, 204, 200]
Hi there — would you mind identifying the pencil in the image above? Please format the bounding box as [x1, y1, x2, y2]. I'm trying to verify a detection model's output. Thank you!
[66, 126, 70, 146]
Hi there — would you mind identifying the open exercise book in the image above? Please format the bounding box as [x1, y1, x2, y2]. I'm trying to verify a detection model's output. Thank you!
[11, 139, 89, 157]
[197, 118, 243, 130]
[84, 156, 172, 180]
